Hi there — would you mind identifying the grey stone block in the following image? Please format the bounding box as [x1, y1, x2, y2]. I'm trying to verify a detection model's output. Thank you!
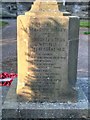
[2, 78, 89, 119]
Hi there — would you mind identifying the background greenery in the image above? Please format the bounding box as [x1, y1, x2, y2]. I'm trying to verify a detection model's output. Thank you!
[0, 21, 8, 27]
[80, 21, 90, 28]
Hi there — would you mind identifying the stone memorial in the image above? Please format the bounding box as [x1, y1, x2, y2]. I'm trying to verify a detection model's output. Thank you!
[16, 0, 80, 102]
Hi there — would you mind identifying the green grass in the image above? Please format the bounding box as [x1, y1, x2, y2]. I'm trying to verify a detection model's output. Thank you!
[0, 21, 8, 27]
[80, 21, 90, 28]
[84, 31, 90, 35]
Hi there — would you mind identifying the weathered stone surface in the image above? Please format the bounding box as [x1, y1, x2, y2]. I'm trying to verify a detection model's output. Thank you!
[2, 78, 88, 119]
[17, 0, 79, 102]
[68, 16, 80, 87]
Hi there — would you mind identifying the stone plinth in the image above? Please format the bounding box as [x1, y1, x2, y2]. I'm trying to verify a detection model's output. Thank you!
[17, 0, 79, 102]
[2, 78, 88, 119]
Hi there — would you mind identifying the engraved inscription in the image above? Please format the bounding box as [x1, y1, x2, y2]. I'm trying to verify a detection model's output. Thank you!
[26, 19, 68, 86]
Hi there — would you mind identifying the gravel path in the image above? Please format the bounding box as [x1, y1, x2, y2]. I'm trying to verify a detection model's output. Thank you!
[77, 28, 88, 77]
[0, 19, 17, 73]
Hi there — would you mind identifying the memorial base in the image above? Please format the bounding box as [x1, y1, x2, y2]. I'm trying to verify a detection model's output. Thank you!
[2, 78, 88, 119]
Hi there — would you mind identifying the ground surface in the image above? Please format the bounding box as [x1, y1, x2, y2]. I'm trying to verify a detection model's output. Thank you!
[0, 19, 17, 73]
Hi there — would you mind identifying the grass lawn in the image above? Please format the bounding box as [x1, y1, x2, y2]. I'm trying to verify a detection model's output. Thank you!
[80, 21, 90, 28]
[80, 20, 90, 35]
[0, 21, 8, 27]
[83, 31, 90, 35]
